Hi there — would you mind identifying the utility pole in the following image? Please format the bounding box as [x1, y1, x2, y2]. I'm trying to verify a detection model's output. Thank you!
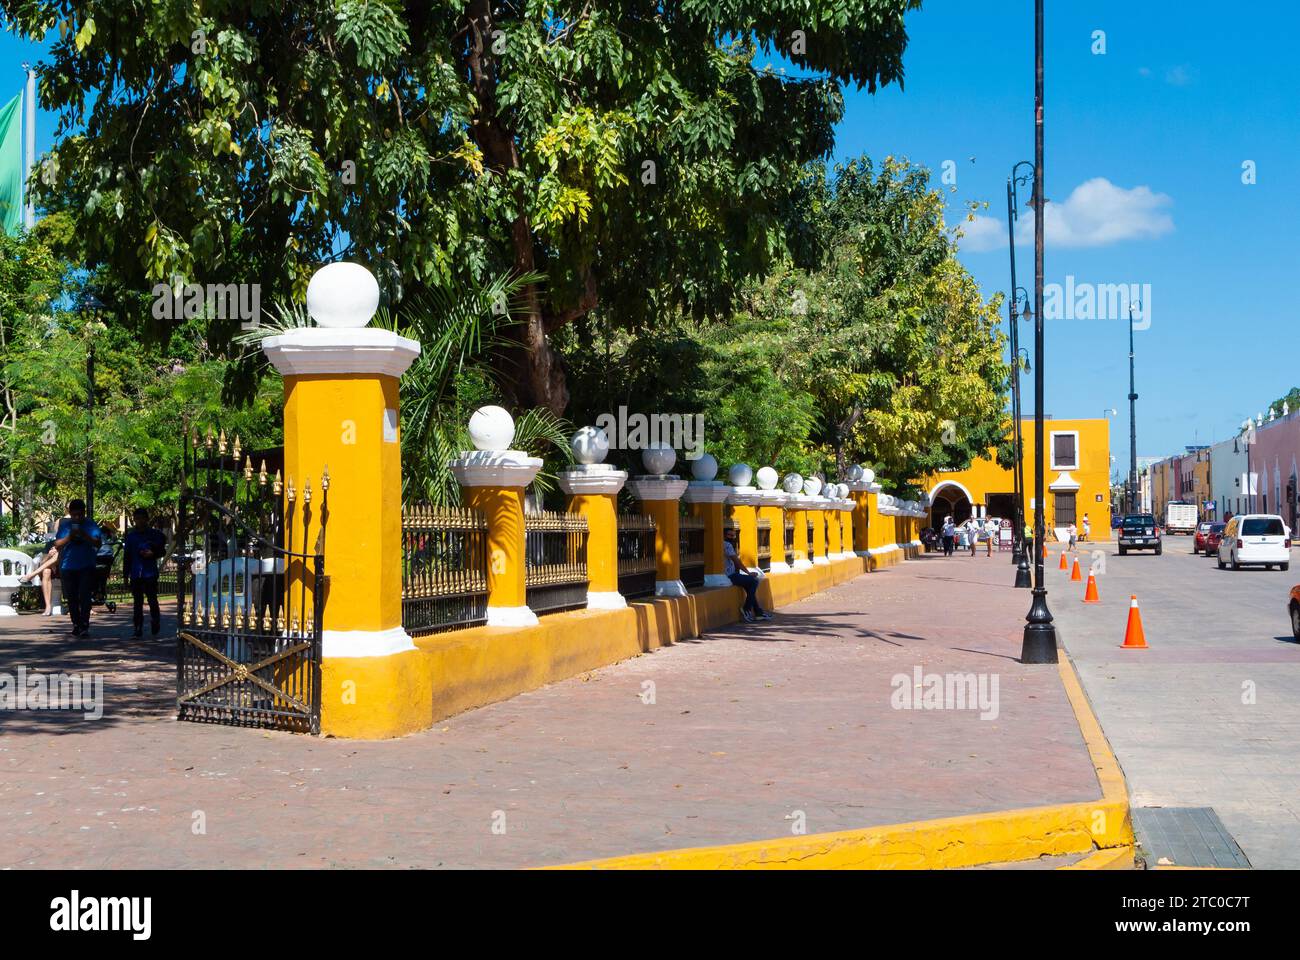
[1022, 0, 1057, 664]
[1128, 302, 1140, 514]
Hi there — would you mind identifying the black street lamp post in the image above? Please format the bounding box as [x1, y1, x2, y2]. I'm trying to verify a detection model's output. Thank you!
[1008, 162, 1034, 590]
[1021, 0, 1057, 664]
[79, 290, 103, 521]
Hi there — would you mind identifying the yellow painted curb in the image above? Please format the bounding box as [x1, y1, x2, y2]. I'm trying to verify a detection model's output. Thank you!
[1061, 846, 1135, 870]
[545, 651, 1132, 869]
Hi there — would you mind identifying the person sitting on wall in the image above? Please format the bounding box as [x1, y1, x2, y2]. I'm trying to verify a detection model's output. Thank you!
[723, 527, 771, 623]
[19, 541, 60, 616]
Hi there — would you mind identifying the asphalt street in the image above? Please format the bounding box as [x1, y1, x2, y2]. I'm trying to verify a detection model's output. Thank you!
[1048, 536, 1300, 868]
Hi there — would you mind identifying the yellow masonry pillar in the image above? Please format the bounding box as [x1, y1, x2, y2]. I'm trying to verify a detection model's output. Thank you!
[725, 463, 761, 570]
[784, 472, 813, 570]
[847, 467, 876, 559]
[807, 478, 830, 566]
[262, 262, 426, 739]
[626, 445, 690, 597]
[450, 406, 544, 626]
[682, 453, 733, 588]
[755, 466, 790, 574]
[559, 426, 628, 609]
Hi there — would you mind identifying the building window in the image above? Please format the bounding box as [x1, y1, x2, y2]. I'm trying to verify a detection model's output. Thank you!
[1050, 431, 1078, 470]
[1054, 491, 1077, 525]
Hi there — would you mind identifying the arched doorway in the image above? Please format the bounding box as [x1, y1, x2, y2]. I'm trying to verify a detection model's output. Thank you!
[929, 481, 974, 531]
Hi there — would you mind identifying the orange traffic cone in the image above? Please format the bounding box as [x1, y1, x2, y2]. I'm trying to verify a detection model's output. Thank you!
[1121, 595, 1147, 649]
[1070, 555, 1082, 581]
[1082, 570, 1100, 603]
[1059, 549, 1069, 570]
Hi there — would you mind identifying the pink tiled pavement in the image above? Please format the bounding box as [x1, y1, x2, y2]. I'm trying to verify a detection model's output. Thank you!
[0, 552, 1100, 868]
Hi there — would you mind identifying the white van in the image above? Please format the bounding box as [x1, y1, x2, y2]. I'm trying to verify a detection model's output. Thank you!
[1217, 514, 1291, 571]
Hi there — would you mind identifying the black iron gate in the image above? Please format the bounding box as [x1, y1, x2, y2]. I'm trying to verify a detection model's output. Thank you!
[175, 430, 328, 734]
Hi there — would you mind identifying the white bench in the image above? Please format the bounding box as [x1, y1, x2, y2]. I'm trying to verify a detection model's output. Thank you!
[0, 549, 37, 616]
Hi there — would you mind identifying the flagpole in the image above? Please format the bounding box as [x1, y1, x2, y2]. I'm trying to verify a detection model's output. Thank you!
[23, 64, 35, 228]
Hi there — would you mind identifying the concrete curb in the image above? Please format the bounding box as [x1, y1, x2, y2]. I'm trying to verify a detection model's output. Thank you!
[545, 645, 1134, 870]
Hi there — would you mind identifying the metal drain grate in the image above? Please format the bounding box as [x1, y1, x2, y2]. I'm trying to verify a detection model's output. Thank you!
[1132, 807, 1251, 869]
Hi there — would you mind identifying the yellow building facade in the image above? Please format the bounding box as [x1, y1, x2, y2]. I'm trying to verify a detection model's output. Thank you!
[922, 417, 1112, 539]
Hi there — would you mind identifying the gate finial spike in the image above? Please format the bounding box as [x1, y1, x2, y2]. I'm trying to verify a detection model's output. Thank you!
[321, 466, 330, 492]
[232, 434, 241, 462]
[243, 456, 253, 481]
[273, 469, 282, 495]
[204, 426, 214, 448]
[258, 460, 268, 485]
[217, 429, 227, 455]
[303, 477, 312, 504]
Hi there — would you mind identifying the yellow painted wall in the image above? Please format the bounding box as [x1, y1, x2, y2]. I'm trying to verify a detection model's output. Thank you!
[923, 418, 1111, 537]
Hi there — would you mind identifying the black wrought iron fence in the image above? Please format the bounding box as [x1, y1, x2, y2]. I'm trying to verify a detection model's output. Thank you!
[105, 557, 180, 608]
[679, 515, 706, 589]
[785, 518, 795, 566]
[402, 504, 489, 635]
[524, 511, 589, 614]
[617, 514, 657, 599]
[757, 518, 772, 572]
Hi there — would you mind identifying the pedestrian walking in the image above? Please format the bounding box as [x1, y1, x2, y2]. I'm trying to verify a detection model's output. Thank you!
[1068, 521, 1078, 551]
[1081, 513, 1091, 542]
[124, 507, 167, 638]
[942, 517, 956, 556]
[52, 499, 102, 637]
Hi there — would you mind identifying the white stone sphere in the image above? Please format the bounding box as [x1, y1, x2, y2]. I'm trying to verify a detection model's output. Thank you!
[570, 426, 609, 465]
[755, 466, 779, 490]
[642, 443, 676, 475]
[847, 464, 864, 482]
[782, 472, 803, 494]
[306, 262, 380, 328]
[836, 483, 849, 498]
[468, 405, 516, 451]
[860, 467, 875, 484]
[803, 476, 822, 497]
[691, 453, 719, 482]
[728, 463, 753, 487]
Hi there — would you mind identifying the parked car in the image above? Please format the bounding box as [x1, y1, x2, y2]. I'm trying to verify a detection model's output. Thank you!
[1203, 522, 1227, 556]
[1289, 585, 1300, 640]
[1194, 521, 1225, 555]
[1217, 514, 1291, 571]
[1117, 513, 1162, 555]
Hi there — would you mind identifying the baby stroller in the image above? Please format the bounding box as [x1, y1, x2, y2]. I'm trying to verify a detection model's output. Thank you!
[89, 542, 121, 614]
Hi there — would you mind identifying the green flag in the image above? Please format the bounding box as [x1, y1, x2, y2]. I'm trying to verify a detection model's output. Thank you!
[0, 93, 24, 236]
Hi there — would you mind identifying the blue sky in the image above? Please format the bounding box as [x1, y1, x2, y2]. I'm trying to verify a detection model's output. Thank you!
[5, 3, 1298, 462]
[833, 0, 1300, 462]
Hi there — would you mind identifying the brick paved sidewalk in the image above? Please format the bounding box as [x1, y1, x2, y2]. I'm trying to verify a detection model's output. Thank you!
[0, 553, 1100, 869]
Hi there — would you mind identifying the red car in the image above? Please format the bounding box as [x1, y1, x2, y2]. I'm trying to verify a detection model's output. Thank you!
[1202, 522, 1227, 556]
[1190, 522, 1222, 554]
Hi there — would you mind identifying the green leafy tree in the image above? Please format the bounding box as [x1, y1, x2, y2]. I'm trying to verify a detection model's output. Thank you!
[7, 0, 919, 413]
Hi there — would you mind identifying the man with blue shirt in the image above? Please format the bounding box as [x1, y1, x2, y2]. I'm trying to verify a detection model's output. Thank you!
[53, 498, 102, 636]
[124, 508, 167, 638]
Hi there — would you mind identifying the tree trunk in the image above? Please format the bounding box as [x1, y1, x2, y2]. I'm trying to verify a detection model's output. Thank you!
[459, 0, 578, 416]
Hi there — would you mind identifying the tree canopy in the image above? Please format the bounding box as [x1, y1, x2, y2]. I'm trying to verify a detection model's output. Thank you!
[8, 0, 920, 412]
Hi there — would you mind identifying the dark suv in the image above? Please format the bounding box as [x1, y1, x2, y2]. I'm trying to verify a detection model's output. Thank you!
[1118, 514, 1162, 556]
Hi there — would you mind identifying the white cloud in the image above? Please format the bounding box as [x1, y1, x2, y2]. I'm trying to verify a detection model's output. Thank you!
[955, 178, 1174, 253]
[952, 214, 1006, 253]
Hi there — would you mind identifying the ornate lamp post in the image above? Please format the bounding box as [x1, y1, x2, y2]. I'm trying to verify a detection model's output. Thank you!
[1008, 162, 1033, 588]
[78, 289, 104, 520]
[1021, 0, 1057, 664]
